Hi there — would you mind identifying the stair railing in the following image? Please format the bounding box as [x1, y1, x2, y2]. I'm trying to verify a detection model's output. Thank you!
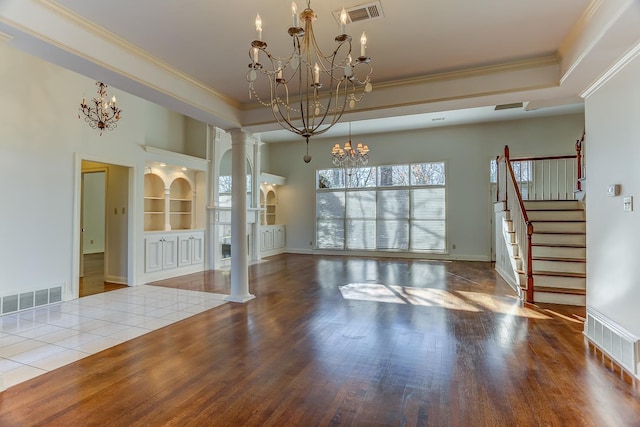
[497, 146, 534, 302]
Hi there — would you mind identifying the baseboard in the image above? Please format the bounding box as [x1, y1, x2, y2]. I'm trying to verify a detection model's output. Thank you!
[104, 275, 127, 285]
[286, 248, 489, 261]
[584, 307, 639, 380]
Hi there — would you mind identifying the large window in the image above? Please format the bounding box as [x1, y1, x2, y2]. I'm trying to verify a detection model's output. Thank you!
[316, 162, 446, 253]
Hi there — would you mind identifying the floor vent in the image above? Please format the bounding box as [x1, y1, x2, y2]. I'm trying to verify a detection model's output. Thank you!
[585, 308, 639, 377]
[333, 1, 384, 24]
[1, 285, 63, 316]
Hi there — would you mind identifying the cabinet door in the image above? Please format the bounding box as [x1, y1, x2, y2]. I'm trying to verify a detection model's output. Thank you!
[261, 229, 273, 251]
[274, 226, 285, 249]
[178, 235, 192, 267]
[145, 236, 164, 273]
[163, 235, 178, 270]
[191, 232, 204, 264]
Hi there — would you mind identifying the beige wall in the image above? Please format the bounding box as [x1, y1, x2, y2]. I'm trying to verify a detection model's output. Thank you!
[266, 113, 585, 259]
[0, 43, 199, 297]
[585, 53, 640, 337]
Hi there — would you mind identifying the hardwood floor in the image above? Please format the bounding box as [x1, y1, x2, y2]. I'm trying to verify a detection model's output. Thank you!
[79, 253, 127, 297]
[1, 254, 639, 426]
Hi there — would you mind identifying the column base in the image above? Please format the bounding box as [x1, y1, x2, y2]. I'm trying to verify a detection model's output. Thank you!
[224, 294, 256, 303]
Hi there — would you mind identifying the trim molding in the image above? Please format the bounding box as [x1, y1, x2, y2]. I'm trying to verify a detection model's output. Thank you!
[37, 0, 237, 108]
[581, 40, 640, 98]
[0, 31, 14, 42]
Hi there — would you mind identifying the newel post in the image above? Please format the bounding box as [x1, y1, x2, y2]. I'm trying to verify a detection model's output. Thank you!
[576, 136, 583, 191]
[526, 222, 534, 303]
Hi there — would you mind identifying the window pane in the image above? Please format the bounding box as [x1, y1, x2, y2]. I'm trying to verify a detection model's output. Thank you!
[218, 209, 232, 223]
[317, 219, 345, 249]
[346, 167, 376, 188]
[316, 191, 345, 219]
[489, 160, 497, 183]
[411, 188, 445, 220]
[377, 165, 409, 187]
[346, 190, 376, 219]
[377, 189, 409, 219]
[346, 219, 376, 249]
[411, 162, 446, 185]
[317, 169, 345, 189]
[377, 220, 409, 250]
[411, 220, 446, 252]
[219, 175, 232, 194]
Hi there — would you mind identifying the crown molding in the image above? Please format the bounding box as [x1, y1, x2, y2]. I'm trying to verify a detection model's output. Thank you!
[36, 0, 238, 109]
[238, 55, 560, 113]
[0, 31, 14, 43]
[581, 40, 640, 98]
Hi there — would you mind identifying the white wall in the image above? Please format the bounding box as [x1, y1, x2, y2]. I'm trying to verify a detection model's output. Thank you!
[585, 54, 640, 337]
[0, 43, 199, 298]
[266, 114, 584, 259]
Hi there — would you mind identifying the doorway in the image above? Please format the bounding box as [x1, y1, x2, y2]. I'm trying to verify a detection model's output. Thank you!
[79, 160, 129, 297]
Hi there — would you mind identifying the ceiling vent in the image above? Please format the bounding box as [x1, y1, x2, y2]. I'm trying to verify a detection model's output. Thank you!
[494, 102, 523, 111]
[333, 1, 384, 24]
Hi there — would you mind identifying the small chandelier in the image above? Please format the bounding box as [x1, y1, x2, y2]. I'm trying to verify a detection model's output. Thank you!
[247, 1, 373, 163]
[79, 82, 122, 135]
[331, 122, 369, 169]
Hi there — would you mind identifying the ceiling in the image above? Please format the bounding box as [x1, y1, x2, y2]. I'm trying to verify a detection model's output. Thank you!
[1, 0, 639, 140]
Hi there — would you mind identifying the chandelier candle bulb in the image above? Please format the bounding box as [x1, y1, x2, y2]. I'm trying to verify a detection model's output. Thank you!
[255, 14, 262, 40]
[360, 32, 367, 57]
[277, 60, 283, 80]
[314, 63, 320, 84]
[340, 8, 347, 34]
[292, 2, 299, 27]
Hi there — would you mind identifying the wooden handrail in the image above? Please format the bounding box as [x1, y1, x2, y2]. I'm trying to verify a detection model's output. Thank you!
[499, 145, 534, 303]
[509, 154, 577, 162]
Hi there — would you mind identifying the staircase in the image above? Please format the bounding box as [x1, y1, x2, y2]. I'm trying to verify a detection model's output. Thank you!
[495, 139, 586, 306]
[525, 200, 586, 305]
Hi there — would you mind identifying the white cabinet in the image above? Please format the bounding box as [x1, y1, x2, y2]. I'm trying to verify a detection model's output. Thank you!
[145, 234, 178, 273]
[260, 225, 285, 255]
[145, 231, 203, 273]
[178, 232, 204, 267]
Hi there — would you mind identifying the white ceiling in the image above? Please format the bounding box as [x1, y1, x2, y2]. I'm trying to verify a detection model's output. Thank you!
[51, 0, 589, 104]
[1, 0, 638, 140]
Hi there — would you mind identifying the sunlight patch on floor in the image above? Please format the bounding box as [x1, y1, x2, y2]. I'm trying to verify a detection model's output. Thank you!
[339, 283, 550, 319]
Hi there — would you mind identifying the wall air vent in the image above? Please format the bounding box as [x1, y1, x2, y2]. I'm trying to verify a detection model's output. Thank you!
[333, 1, 384, 24]
[494, 102, 523, 111]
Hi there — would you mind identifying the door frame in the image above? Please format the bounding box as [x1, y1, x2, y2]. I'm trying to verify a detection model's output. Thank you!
[80, 167, 108, 279]
[72, 153, 137, 300]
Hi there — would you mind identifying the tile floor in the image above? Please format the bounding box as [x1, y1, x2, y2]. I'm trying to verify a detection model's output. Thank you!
[0, 285, 228, 390]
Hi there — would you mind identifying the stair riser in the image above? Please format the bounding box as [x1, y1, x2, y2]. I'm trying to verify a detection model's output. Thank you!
[532, 234, 586, 245]
[527, 211, 585, 221]
[533, 291, 586, 306]
[531, 222, 585, 233]
[524, 201, 580, 210]
[533, 260, 586, 274]
[532, 246, 586, 259]
[533, 275, 585, 290]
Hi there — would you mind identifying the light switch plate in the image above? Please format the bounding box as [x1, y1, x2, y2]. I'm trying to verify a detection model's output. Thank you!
[607, 184, 619, 197]
[623, 196, 633, 212]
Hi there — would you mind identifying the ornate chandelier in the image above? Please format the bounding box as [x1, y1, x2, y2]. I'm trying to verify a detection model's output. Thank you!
[331, 122, 369, 168]
[247, 1, 373, 162]
[78, 82, 122, 135]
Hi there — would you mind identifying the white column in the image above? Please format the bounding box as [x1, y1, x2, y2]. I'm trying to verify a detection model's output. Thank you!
[252, 141, 262, 262]
[206, 125, 216, 270]
[226, 129, 255, 303]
